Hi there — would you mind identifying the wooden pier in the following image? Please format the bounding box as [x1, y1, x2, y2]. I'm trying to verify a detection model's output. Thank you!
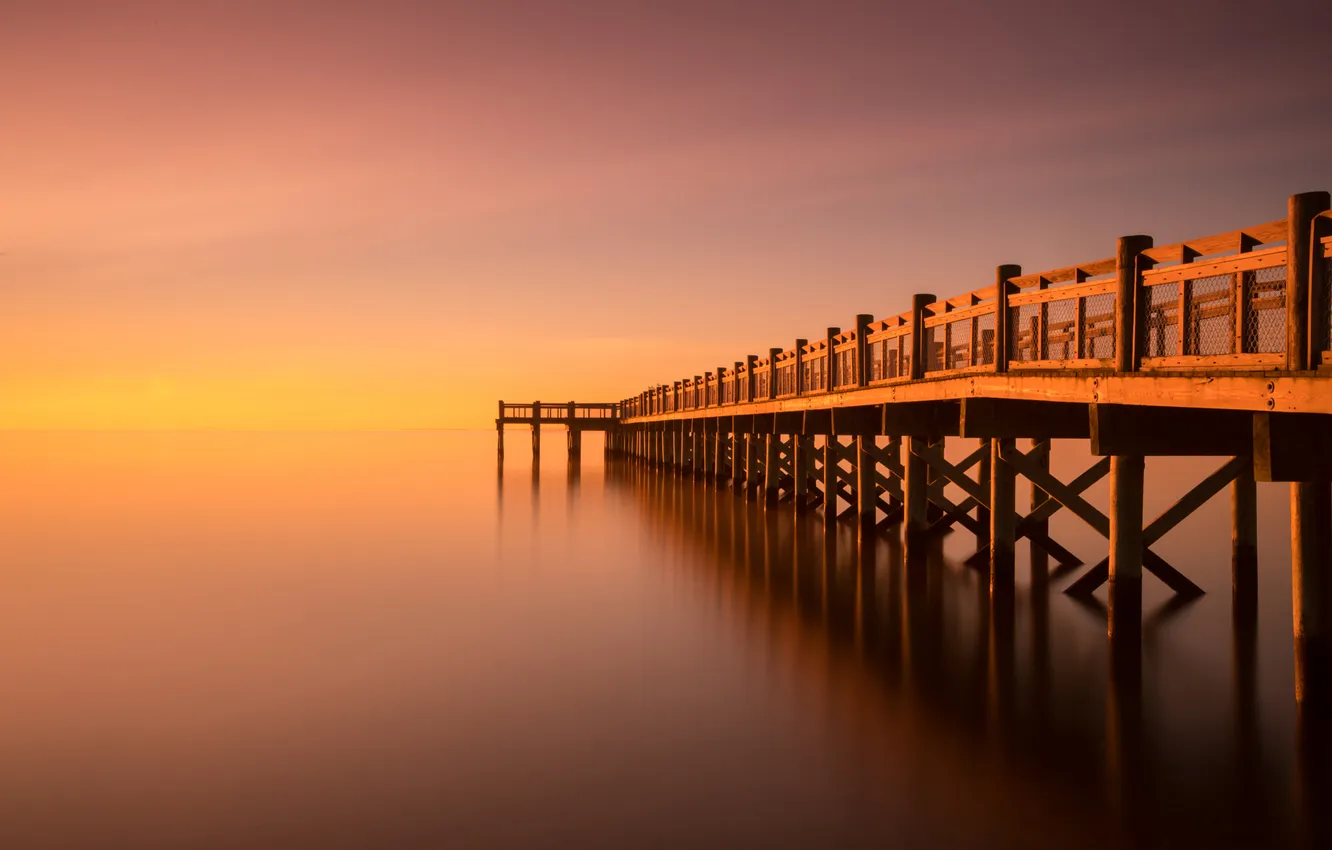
[501, 190, 1332, 702]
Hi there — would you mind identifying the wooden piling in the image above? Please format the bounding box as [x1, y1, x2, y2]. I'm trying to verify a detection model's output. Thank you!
[1029, 438, 1051, 578]
[856, 436, 876, 529]
[531, 400, 542, 459]
[1293, 480, 1332, 704]
[823, 435, 839, 529]
[1288, 191, 1332, 371]
[994, 266, 1019, 372]
[793, 434, 812, 512]
[1115, 236, 1152, 373]
[1232, 462, 1257, 609]
[764, 433, 780, 506]
[976, 438, 992, 548]
[743, 433, 758, 499]
[1109, 454, 1146, 626]
[990, 437, 1016, 590]
[905, 435, 928, 542]
[715, 424, 729, 483]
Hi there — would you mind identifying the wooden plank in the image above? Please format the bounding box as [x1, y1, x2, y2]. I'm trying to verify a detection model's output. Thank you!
[1143, 219, 1286, 263]
[1012, 257, 1116, 289]
[1142, 246, 1285, 284]
[1008, 280, 1116, 306]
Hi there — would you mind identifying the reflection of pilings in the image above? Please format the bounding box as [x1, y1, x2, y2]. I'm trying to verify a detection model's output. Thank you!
[1106, 586, 1144, 846]
[1230, 584, 1265, 847]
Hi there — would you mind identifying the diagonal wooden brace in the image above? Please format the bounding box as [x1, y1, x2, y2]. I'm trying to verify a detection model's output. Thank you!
[1001, 445, 1109, 537]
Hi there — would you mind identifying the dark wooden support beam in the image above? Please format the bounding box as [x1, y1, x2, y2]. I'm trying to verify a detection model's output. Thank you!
[1254, 412, 1332, 482]
[1091, 404, 1252, 456]
[803, 409, 832, 434]
[960, 398, 1090, 439]
[834, 405, 882, 437]
[882, 400, 960, 439]
[774, 411, 802, 433]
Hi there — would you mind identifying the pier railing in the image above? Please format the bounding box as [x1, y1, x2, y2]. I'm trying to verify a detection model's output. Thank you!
[499, 402, 620, 422]
[621, 193, 1332, 419]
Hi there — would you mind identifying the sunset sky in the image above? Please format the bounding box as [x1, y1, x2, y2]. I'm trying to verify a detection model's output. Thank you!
[2, 0, 1329, 429]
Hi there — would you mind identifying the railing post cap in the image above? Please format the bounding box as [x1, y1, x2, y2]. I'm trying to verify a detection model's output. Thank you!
[1290, 190, 1331, 207]
[1117, 234, 1153, 250]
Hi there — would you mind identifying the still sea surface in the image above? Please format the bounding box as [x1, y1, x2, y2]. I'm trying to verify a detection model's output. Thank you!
[0, 430, 1324, 849]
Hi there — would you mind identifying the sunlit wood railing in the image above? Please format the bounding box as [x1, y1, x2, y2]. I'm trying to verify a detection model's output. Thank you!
[618, 194, 1332, 419]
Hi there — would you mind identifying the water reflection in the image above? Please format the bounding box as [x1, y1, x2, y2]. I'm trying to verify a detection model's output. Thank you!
[606, 458, 1325, 849]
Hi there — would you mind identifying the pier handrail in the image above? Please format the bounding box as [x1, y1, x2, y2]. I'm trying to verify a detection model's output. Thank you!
[619, 191, 1332, 419]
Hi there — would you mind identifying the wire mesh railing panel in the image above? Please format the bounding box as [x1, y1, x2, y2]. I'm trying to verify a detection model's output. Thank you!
[1243, 266, 1286, 354]
[897, 333, 912, 378]
[834, 349, 857, 387]
[777, 364, 796, 395]
[1187, 273, 1235, 356]
[923, 325, 944, 372]
[947, 317, 973, 370]
[1080, 292, 1116, 359]
[1009, 303, 1040, 362]
[1043, 298, 1078, 360]
[869, 341, 885, 381]
[1144, 282, 1180, 358]
[975, 311, 996, 366]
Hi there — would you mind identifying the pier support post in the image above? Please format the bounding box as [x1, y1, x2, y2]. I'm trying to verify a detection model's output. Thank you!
[905, 435, 929, 543]
[716, 426, 729, 484]
[764, 433, 780, 506]
[856, 436, 876, 531]
[567, 428, 582, 461]
[1029, 439, 1051, 577]
[1232, 462, 1257, 615]
[1293, 481, 1332, 704]
[1287, 191, 1331, 371]
[793, 434, 812, 512]
[532, 401, 542, 460]
[744, 434, 758, 499]
[1108, 454, 1146, 631]
[823, 435, 839, 530]
[976, 438, 992, 549]
[990, 437, 1016, 592]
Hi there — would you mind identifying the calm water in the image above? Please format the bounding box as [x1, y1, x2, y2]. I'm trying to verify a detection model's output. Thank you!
[0, 430, 1325, 849]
